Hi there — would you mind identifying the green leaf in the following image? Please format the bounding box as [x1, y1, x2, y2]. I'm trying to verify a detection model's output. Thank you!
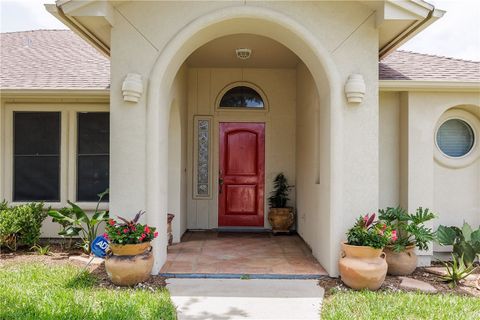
[48, 210, 76, 224]
[471, 229, 480, 243]
[435, 225, 457, 246]
[67, 201, 89, 223]
[462, 222, 473, 242]
[59, 226, 82, 237]
[453, 241, 476, 266]
[91, 210, 108, 222]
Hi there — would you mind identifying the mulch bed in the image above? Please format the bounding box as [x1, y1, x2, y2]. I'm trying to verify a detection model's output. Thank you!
[319, 263, 480, 298]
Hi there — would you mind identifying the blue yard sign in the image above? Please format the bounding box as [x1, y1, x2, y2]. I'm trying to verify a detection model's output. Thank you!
[91, 235, 109, 258]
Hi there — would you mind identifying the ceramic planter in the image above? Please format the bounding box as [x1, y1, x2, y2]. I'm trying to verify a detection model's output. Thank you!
[105, 242, 154, 286]
[338, 242, 387, 290]
[268, 208, 294, 233]
[383, 245, 417, 276]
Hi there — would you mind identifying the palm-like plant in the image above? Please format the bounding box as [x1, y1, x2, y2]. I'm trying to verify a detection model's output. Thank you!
[268, 173, 292, 208]
[378, 206, 436, 252]
[49, 189, 109, 254]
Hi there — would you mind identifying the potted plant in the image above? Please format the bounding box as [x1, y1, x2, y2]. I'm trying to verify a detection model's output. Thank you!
[339, 213, 396, 290]
[104, 211, 158, 286]
[379, 206, 435, 275]
[267, 173, 294, 233]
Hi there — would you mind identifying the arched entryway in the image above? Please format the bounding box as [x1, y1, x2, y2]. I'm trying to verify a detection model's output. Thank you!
[147, 6, 343, 276]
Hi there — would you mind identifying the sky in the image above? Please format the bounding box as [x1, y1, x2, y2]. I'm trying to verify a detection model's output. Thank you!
[0, 0, 479, 61]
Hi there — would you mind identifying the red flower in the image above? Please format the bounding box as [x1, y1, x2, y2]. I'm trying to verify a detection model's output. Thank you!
[108, 219, 115, 226]
[154, 231, 158, 238]
[131, 225, 136, 231]
[141, 233, 146, 239]
[144, 226, 150, 233]
[103, 233, 109, 239]
[117, 231, 121, 235]
[138, 236, 143, 242]
[391, 230, 398, 242]
[123, 228, 129, 234]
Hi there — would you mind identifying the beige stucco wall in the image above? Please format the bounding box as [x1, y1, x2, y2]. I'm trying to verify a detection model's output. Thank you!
[185, 67, 296, 230]
[379, 90, 480, 259]
[168, 64, 189, 242]
[379, 92, 401, 208]
[77, 0, 381, 275]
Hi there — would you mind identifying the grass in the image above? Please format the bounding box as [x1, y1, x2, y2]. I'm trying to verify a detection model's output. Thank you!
[0, 263, 176, 320]
[321, 289, 480, 320]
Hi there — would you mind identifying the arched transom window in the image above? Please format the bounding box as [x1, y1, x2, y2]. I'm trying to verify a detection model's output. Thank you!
[219, 86, 265, 109]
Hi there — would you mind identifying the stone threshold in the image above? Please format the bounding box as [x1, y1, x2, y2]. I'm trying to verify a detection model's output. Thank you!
[159, 272, 328, 279]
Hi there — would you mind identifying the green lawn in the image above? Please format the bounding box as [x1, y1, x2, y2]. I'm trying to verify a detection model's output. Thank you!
[0, 263, 176, 320]
[321, 290, 480, 320]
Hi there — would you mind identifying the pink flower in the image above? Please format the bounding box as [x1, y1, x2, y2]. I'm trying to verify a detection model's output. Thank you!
[123, 228, 129, 234]
[108, 219, 115, 226]
[391, 230, 398, 242]
[130, 225, 136, 231]
[144, 226, 150, 233]
[141, 233, 146, 239]
[154, 231, 158, 238]
[103, 233, 109, 239]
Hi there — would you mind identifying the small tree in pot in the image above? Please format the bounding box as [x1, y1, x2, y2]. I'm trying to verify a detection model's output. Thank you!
[268, 173, 294, 233]
[379, 206, 436, 275]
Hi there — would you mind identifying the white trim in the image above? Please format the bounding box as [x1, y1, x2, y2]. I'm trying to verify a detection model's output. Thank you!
[0, 89, 109, 98]
[379, 80, 480, 92]
[434, 109, 480, 169]
[2, 103, 109, 209]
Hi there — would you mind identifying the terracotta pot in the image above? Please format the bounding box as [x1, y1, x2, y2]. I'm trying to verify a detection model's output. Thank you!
[338, 242, 387, 290]
[105, 242, 154, 286]
[384, 245, 417, 276]
[268, 208, 294, 233]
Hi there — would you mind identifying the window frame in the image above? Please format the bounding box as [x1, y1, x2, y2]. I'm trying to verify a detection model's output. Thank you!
[4, 104, 109, 209]
[215, 82, 269, 112]
[434, 109, 480, 169]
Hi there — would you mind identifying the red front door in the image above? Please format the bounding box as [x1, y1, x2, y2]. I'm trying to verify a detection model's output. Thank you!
[219, 123, 265, 227]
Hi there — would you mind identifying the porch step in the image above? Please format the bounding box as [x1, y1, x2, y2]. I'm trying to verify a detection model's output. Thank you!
[159, 272, 326, 280]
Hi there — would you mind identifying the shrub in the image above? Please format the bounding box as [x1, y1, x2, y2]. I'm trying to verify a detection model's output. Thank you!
[268, 173, 293, 208]
[378, 206, 436, 252]
[346, 213, 397, 249]
[0, 202, 47, 251]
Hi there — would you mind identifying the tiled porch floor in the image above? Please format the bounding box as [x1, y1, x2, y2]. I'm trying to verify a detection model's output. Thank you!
[160, 231, 327, 276]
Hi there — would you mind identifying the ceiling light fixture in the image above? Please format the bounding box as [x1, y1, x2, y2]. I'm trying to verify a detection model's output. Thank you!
[236, 48, 252, 60]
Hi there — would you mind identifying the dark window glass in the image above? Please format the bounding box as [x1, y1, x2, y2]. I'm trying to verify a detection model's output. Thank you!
[77, 112, 109, 202]
[13, 112, 60, 201]
[219, 86, 264, 108]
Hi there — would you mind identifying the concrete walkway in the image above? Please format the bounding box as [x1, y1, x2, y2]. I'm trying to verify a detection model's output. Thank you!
[167, 278, 324, 320]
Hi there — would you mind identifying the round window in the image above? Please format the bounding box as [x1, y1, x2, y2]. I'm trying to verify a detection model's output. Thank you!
[436, 119, 475, 157]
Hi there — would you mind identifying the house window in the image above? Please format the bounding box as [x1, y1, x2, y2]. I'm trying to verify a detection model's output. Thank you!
[219, 86, 264, 109]
[77, 112, 110, 202]
[13, 112, 60, 201]
[436, 119, 475, 158]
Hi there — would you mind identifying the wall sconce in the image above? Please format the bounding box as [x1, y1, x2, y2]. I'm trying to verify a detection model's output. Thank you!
[122, 73, 143, 103]
[345, 74, 366, 104]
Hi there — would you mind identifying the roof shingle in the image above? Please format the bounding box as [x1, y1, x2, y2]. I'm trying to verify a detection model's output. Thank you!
[380, 50, 480, 81]
[0, 30, 109, 89]
[1, 30, 478, 90]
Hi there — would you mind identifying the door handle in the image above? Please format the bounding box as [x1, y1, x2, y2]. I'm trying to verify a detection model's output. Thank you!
[219, 178, 224, 194]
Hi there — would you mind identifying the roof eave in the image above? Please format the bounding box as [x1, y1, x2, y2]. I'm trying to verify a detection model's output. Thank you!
[45, 3, 110, 57]
[0, 88, 110, 98]
[379, 80, 480, 92]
